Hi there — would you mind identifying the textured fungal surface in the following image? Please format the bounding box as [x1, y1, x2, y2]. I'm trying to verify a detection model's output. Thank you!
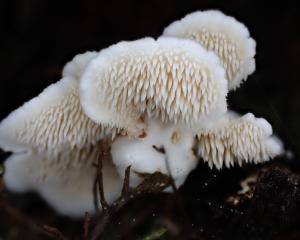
[163, 10, 256, 90]
[0, 53, 115, 156]
[80, 37, 228, 136]
[0, 52, 124, 217]
[196, 112, 283, 169]
[111, 117, 198, 188]
[3, 140, 122, 217]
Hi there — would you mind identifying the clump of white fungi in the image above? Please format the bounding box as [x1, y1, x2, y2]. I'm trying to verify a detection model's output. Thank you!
[0, 10, 283, 217]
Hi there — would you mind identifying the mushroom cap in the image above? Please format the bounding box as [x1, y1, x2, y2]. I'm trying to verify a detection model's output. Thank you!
[80, 37, 228, 136]
[0, 52, 114, 156]
[163, 10, 256, 90]
[3, 141, 123, 217]
[196, 111, 283, 169]
[111, 117, 197, 188]
[62, 51, 98, 79]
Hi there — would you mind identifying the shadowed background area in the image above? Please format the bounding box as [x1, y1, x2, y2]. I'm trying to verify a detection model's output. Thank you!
[0, 0, 300, 239]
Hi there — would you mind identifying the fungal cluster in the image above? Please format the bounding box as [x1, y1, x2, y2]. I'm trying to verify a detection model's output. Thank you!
[0, 10, 283, 217]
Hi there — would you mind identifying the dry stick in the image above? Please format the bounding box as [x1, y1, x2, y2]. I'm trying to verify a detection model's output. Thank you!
[121, 166, 131, 198]
[98, 154, 110, 211]
[91, 156, 115, 240]
[83, 212, 91, 240]
[93, 154, 101, 213]
[41, 225, 67, 240]
[93, 152, 110, 212]
[92, 171, 100, 212]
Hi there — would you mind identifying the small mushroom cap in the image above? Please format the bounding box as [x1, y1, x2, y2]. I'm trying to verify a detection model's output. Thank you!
[163, 10, 256, 90]
[4, 141, 123, 217]
[196, 112, 283, 169]
[80, 37, 228, 136]
[111, 117, 198, 188]
[0, 52, 114, 156]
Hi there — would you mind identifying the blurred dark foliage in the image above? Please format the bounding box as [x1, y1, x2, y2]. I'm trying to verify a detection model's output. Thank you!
[0, 0, 300, 239]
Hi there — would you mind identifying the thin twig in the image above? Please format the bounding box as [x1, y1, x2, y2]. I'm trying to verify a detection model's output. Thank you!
[83, 212, 91, 240]
[97, 155, 108, 211]
[93, 169, 100, 212]
[152, 145, 165, 154]
[121, 165, 131, 198]
[41, 224, 67, 240]
[94, 154, 110, 212]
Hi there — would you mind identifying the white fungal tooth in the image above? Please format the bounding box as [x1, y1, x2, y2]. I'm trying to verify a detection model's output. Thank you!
[224, 148, 231, 168]
[127, 86, 133, 98]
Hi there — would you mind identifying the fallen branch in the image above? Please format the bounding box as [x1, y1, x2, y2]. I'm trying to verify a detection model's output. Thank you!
[41, 224, 67, 240]
[83, 212, 91, 240]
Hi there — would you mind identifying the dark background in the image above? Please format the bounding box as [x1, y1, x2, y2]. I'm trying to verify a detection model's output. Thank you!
[1, 0, 300, 158]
